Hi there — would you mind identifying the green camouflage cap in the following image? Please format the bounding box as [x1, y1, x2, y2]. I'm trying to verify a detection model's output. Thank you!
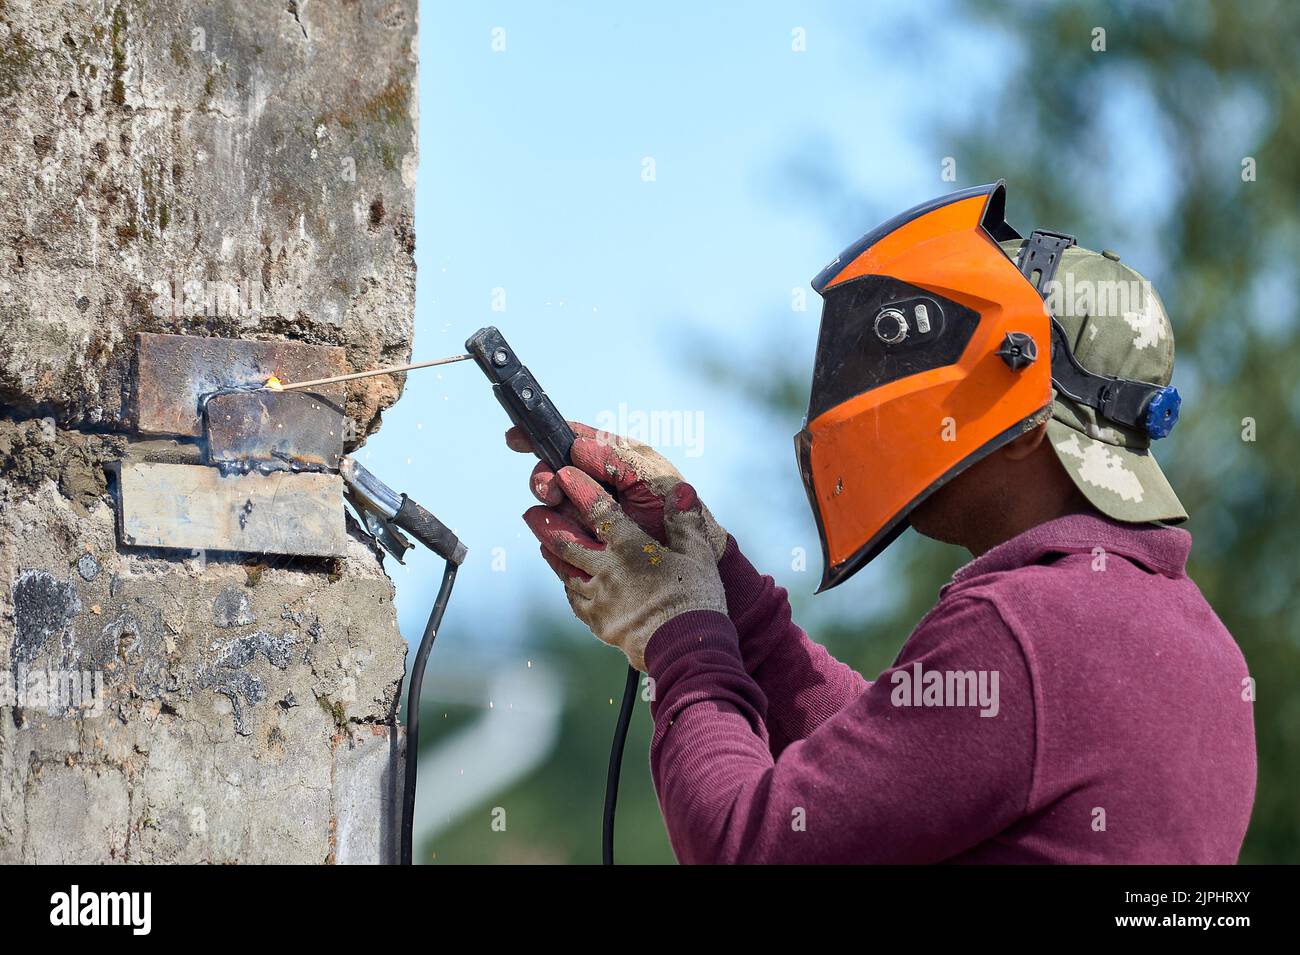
[1000, 240, 1188, 525]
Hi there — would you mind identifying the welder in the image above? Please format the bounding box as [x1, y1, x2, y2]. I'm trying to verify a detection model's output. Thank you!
[514, 182, 1257, 864]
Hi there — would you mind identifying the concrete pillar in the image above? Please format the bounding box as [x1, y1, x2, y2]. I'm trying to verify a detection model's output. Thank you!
[0, 0, 418, 863]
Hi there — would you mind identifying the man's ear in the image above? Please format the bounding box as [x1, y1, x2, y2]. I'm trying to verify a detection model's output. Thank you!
[1001, 420, 1050, 461]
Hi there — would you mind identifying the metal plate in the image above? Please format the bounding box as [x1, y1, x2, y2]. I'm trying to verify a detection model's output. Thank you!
[205, 390, 346, 471]
[136, 332, 347, 437]
[117, 462, 347, 557]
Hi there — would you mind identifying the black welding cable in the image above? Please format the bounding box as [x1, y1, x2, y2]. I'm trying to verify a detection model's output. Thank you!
[401, 560, 458, 866]
[603, 663, 640, 865]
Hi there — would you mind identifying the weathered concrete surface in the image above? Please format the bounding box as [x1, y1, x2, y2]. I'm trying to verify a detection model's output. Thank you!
[0, 0, 418, 863]
[0, 443, 408, 862]
[0, 0, 418, 436]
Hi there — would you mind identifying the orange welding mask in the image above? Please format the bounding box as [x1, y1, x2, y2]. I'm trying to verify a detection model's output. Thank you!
[796, 181, 1053, 591]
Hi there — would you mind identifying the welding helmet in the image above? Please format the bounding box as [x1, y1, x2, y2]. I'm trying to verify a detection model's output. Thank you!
[796, 181, 1182, 591]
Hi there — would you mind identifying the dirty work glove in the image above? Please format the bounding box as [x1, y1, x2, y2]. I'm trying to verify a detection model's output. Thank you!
[523, 467, 727, 672]
[506, 421, 728, 560]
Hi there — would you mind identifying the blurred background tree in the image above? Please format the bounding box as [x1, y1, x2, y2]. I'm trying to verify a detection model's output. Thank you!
[416, 0, 1297, 864]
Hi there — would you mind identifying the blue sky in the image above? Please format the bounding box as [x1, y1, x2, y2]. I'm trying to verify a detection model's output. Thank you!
[365, 1, 1011, 649]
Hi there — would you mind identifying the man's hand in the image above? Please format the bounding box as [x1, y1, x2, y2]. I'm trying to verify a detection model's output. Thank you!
[507, 421, 727, 560]
[522, 467, 727, 672]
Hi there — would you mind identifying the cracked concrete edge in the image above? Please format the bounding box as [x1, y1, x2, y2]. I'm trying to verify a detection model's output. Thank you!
[331, 723, 405, 865]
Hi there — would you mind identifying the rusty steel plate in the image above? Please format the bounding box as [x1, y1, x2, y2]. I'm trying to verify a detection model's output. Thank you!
[116, 462, 347, 557]
[205, 390, 346, 471]
[136, 332, 347, 437]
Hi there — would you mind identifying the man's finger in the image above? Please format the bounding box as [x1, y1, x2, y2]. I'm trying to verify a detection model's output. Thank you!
[662, 482, 718, 564]
[521, 504, 605, 575]
[530, 440, 668, 542]
[510, 420, 643, 494]
[553, 466, 616, 530]
[551, 494, 589, 528]
[566, 421, 603, 441]
[529, 459, 565, 506]
[504, 426, 535, 454]
[554, 467, 657, 555]
[569, 436, 671, 542]
[508, 420, 604, 455]
[569, 435, 641, 493]
[511, 422, 668, 539]
[538, 544, 591, 583]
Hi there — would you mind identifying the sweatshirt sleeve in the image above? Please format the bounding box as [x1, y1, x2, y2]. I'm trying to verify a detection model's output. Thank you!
[643, 596, 1035, 865]
[718, 537, 869, 755]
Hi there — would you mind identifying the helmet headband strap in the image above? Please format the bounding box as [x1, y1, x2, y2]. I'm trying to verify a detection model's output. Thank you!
[1017, 229, 1181, 440]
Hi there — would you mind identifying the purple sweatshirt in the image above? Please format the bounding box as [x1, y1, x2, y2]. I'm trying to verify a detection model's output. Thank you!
[644, 514, 1256, 864]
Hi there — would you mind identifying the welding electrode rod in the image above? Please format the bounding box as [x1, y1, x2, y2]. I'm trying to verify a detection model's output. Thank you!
[274, 353, 473, 391]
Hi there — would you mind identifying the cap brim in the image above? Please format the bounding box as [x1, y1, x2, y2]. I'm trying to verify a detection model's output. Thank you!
[1046, 419, 1187, 525]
